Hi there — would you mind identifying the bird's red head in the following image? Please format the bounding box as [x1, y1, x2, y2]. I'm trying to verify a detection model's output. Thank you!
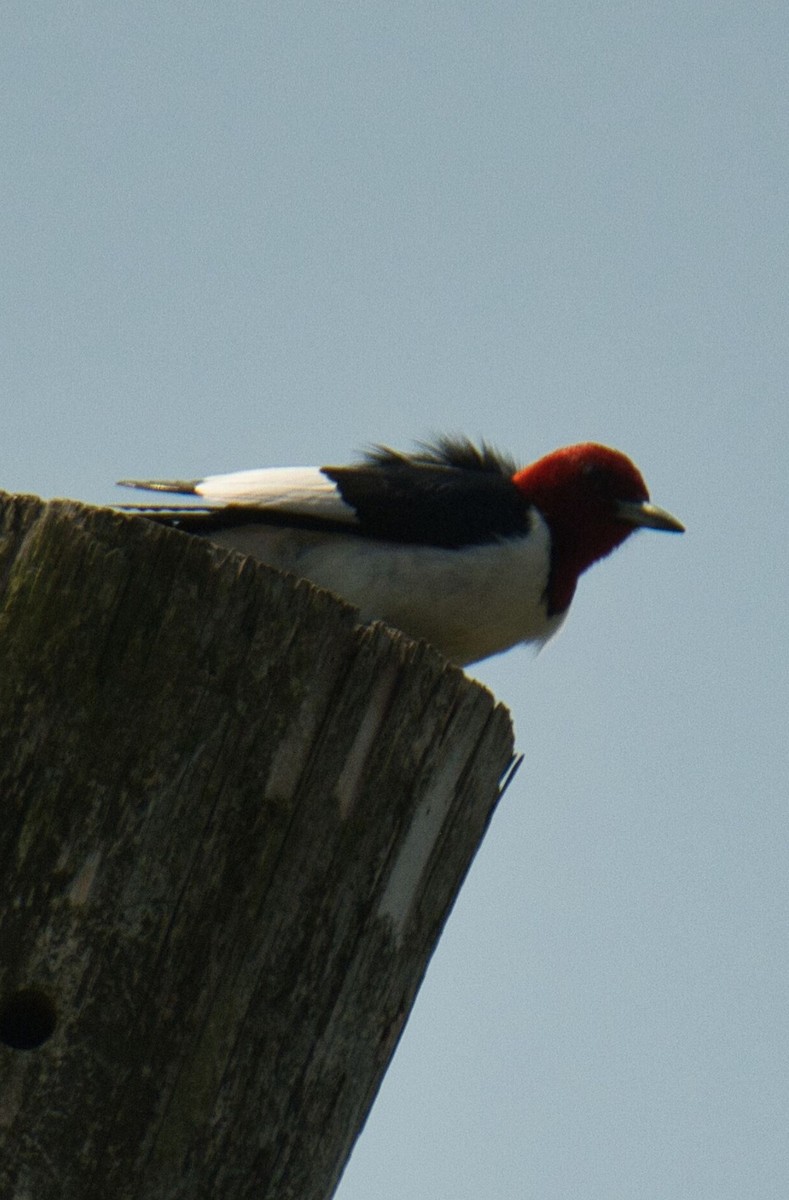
[513, 443, 677, 615]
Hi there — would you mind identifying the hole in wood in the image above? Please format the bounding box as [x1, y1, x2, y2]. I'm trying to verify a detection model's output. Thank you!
[0, 988, 57, 1050]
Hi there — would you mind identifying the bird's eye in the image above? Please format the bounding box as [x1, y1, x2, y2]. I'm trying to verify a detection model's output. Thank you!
[581, 463, 610, 492]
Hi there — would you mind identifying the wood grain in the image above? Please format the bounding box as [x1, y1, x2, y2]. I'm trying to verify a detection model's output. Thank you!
[0, 492, 516, 1200]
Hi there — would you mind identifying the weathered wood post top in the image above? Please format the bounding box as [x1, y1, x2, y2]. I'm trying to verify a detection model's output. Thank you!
[0, 491, 516, 1200]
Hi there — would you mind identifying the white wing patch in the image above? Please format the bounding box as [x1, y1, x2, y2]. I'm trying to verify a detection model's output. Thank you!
[193, 466, 358, 523]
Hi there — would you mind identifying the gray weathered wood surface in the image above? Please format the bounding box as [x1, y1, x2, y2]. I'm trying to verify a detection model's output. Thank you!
[0, 491, 516, 1200]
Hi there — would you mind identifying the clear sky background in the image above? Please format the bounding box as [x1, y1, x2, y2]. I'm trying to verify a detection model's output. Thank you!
[2, 3, 787, 1197]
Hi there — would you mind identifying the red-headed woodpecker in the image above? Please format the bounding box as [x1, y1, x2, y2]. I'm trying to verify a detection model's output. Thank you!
[119, 438, 684, 666]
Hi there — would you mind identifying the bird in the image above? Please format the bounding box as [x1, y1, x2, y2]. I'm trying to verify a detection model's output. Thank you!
[118, 437, 684, 666]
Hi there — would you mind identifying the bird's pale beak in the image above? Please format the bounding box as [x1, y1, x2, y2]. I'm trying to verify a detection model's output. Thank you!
[615, 499, 685, 533]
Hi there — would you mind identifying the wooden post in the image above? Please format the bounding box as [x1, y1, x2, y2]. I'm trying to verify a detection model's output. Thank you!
[0, 492, 516, 1200]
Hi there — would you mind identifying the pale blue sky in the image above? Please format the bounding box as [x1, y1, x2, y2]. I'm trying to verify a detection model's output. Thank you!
[2, 3, 787, 1197]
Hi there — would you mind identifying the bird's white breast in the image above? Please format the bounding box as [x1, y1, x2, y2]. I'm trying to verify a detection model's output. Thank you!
[207, 514, 563, 666]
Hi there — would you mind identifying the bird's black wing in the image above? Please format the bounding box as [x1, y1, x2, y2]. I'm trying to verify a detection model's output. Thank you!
[120, 438, 531, 549]
[325, 437, 530, 547]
